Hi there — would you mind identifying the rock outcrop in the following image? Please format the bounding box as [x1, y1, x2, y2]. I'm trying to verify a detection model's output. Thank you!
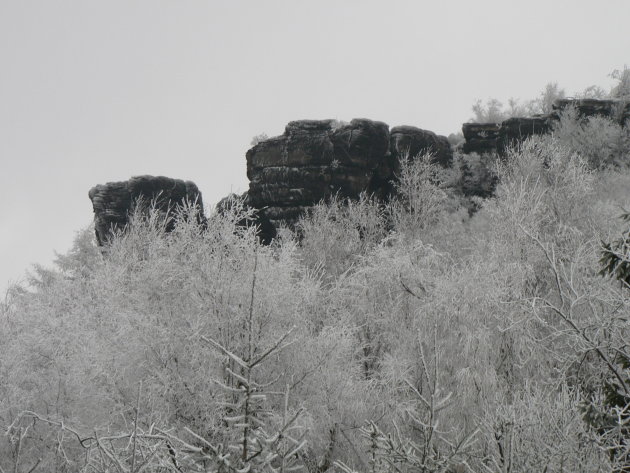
[89, 175, 205, 245]
[497, 116, 551, 155]
[246, 119, 453, 227]
[85, 98, 630, 243]
[552, 98, 619, 120]
[461, 98, 630, 156]
[247, 119, 391, 227]
[390, 125, 453, 167]
[461, 117, 551, 156]
[461, 123, 501, 155]
[87, 100, 630, 240]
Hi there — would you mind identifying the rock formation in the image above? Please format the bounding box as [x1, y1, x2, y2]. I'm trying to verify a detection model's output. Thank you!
[246, 119, 389, 227]
[497, 116, 551, 155]
[89, 175, 205, 245]
[461, 98, 630, 156]
[88, 101, 628, 239]
[461, 118, 552, 156]
[552, 98, 619, 120]
[390, 125, 453, 168]
[245, 119, 452, 227]
[461, 123, 501, 155]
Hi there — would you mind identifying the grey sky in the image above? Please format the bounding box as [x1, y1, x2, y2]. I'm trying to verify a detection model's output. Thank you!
[1, 0, 629, 291]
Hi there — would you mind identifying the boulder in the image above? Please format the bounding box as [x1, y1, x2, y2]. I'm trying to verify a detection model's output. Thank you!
[461, 123, 501, 155]
[88, 175, 205, 245]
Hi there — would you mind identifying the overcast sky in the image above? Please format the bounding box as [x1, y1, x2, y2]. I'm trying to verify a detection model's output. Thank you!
[1, 0, 629, 292]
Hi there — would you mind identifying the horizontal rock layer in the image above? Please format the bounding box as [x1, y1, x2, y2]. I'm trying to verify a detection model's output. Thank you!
[552, 98, 619, 119]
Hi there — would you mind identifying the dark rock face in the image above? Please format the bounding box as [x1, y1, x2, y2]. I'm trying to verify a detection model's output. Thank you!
[331, 119, 391, 168]
[461, 99, 630, 156]
[497, 116, 551, 155]
[461, 123, 501, 155]
[550, 98, 630, 128]
[247, 119, 391, 227]
[215, 192, 277, 245]
[552, 98, 619, 120]
[461, 118, 551, 157]
[246, 119, 455, 227]
[390, 125, 453, 167]
[88, 175, 205, 245]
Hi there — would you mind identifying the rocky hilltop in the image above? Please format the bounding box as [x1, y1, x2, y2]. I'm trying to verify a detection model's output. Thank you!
[89, 98, 629, 243]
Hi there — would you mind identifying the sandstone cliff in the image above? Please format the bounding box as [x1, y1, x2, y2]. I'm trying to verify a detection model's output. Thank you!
[246, 119, 452, 227]
[88, 175, 205, 245]
[461, 98, 629, 155]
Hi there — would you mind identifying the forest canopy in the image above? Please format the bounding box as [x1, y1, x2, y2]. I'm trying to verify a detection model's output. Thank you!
[2, 104, 630, 472]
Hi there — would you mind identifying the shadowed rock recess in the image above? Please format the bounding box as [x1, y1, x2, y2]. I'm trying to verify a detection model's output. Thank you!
[88, 175, 205, 245]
